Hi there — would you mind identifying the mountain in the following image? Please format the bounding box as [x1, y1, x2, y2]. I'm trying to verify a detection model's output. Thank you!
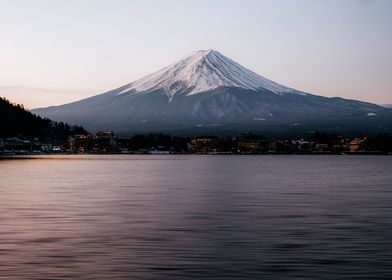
[381, 104, 392, 108]
[33, 49, 392, 136]
[0, 97, 87, 140]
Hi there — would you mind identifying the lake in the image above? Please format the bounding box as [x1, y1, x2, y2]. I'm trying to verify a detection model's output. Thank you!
[0, 155, 391, 279]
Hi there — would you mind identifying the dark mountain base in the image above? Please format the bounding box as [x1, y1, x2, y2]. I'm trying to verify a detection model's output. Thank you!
[33, 87, 392, 138]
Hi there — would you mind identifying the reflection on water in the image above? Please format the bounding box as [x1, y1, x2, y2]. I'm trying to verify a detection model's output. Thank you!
[0, 155, 391, 279]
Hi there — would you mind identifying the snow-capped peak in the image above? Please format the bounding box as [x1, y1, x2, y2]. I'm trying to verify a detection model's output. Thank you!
[118, 49, 295, 97]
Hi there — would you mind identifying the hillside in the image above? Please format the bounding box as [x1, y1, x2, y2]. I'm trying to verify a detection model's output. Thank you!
[0, 97, 87, 141]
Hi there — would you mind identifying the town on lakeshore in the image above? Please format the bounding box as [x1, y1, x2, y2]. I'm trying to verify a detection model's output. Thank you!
[1, 131, 391, 155]
[2, 96, 391, 156]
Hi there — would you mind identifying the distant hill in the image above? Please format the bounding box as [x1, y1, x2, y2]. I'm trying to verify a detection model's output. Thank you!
[0, 97, 87, 141]
[381, 104, 392, 108]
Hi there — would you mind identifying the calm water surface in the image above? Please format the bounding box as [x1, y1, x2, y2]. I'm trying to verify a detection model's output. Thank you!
[0, 155, 391, 279]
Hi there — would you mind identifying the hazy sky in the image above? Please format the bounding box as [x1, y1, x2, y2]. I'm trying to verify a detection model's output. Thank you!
[0, 0, 391, 108]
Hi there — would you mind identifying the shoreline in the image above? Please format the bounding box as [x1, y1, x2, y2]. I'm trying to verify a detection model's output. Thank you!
[1, 152, 391, 157]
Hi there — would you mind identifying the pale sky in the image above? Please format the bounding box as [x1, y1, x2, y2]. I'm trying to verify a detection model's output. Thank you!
[0, 0, 391, 109]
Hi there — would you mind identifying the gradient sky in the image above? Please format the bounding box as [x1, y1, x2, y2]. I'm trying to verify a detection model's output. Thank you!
[0, 0, 391, 108]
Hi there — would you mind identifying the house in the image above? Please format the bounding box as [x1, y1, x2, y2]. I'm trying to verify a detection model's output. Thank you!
[349, 138, 366, 152]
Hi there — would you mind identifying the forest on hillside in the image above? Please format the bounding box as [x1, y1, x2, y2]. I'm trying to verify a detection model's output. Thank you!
[0, 97, 88, 142]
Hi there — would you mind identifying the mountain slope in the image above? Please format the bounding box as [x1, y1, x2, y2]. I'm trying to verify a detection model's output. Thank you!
[33, 50, 392, 136]
[116, 49, 295, 99]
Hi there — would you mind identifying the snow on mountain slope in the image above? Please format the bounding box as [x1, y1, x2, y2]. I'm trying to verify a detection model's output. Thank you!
[117, 49, 297, 99]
